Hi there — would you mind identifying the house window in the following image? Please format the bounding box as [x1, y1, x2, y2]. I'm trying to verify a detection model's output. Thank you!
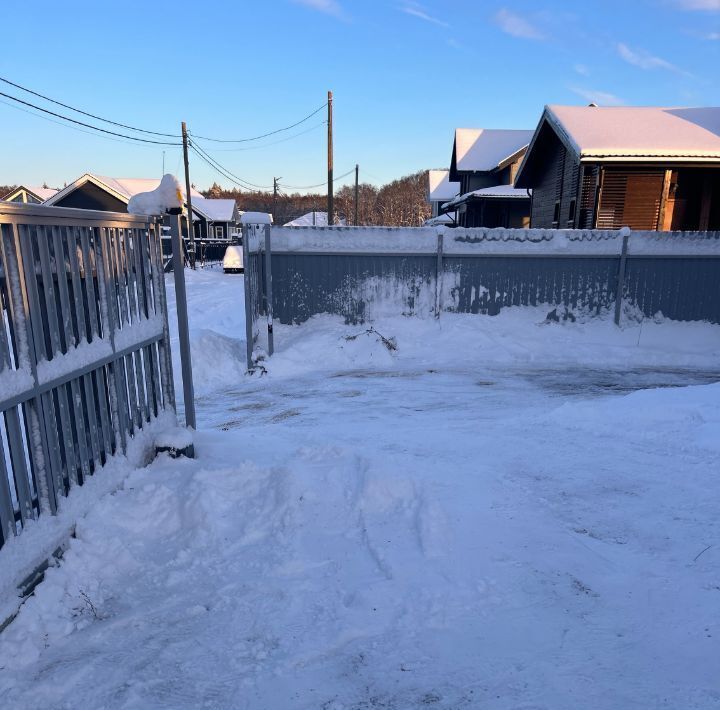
[215, 225, 224, 239]
[552, 200, 561, 227]
[567, 198, 576, 226]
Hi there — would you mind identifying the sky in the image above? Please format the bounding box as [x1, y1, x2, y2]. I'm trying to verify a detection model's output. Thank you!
[1, 0, 719, 194]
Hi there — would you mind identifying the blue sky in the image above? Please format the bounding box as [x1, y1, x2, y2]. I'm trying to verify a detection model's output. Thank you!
[1, 0, 719, 193]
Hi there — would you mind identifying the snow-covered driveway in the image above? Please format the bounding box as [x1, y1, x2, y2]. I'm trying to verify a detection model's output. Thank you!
[1, 269, 719, 709]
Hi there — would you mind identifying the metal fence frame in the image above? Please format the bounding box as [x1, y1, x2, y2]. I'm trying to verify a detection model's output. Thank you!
[0, 202, 175, 549]
[242, 225, 720, 369]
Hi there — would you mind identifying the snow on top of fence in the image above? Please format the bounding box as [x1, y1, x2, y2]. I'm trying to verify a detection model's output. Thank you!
[259, 226, 720, 257]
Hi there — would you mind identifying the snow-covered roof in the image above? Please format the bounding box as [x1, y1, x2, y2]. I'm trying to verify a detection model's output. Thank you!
[284, 211, 329, 227]
[192, 197, 239, 223]
[453, 129, 534, 172]
[443, 184, 531, 210]
[1, 185, 58, 202]
[424, 212, 456, 226]
[241, 211, 273, 225]
[428, 170, 460, 202]
[44, 173, 203, 207]
[28, 185, 58, 200]
[545, 105, 720, 161]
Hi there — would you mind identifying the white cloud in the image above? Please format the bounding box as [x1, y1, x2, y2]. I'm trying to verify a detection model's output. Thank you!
[705, 31, 720, 38]
[674, 0, 720, 10]
[570, 87, 625, 106]
[494, 9, 545, 40]
[574, 63, 590, 76]
[617, 43, 691, 75]
[291, 0, 346, 19]
[400, 2, 449, 27]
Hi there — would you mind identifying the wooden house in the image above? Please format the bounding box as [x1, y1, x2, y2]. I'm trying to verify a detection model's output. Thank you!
[2, 185, 58, 204]
[446, 128, 534, 227]
[43, 173, 238, 239]
[514, 105, 720, 231]
[427, 170, 460, 219]
[192, 197, 241, 240]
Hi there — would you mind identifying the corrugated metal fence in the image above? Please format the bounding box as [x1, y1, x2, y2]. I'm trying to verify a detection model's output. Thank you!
[244, 224, 720, 369]
[0, 203, 175, 550]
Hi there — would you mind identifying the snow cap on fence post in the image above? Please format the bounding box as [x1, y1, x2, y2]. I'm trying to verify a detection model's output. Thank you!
[127, 174, 184, 216]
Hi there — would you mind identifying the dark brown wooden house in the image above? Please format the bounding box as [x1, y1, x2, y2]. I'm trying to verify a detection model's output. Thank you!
[515, 105, 720, 231]
[445, 128, 534, 227]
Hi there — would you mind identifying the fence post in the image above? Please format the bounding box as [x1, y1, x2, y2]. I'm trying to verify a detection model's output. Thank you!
[264, 224, 274, 356]
[614, 227, 630, 326]
[171, 213, 196, 429]
[435, 231, 444, 319]
[242, 223, 254, 371]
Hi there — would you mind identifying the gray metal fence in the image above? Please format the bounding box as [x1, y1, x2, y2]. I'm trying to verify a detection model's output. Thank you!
[243, 225, 720, 369]
[0, 203, 175, 549]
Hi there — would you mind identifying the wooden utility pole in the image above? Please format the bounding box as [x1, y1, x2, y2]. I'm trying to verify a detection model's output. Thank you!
[327, 91, 333, 226]
[181, 121, 196, 269]
[354, 164, 359, 226]
[273, 177, 279, 220]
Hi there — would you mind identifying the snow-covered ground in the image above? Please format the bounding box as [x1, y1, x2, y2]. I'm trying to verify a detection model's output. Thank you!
[1, 266, 719, 709]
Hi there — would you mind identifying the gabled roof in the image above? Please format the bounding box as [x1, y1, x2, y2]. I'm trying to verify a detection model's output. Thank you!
[450, 128, 534, 176]
[2, 185, 58, 202]
[545, 105, 720, 161]
[428, 170, 460, 202]
[515, 105, 720, 188]
[44, 173, 203, 207]
[192, 197, 240, 223]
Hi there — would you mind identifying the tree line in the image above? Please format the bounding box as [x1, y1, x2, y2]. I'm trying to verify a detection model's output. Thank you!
[202, 170, 431, 227]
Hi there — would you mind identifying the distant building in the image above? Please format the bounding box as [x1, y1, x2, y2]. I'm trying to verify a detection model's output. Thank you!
[2, 185, 58, 204]
[44, 173, 239, 239]
[284, 211, 329, 227]
[446, 129, 534, 228]
[515, 105, 720, 230]
[427, 170, 459, 219]
[441, 185, 532, 228]
[193, 197, 241, 240]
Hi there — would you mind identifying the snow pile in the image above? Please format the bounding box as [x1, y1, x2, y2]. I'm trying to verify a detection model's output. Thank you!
[284, 211, 329, 227]
[0, 410, 177, 631]
[240, 211, 272, 225]
[1, 268, 719, 708]
[164, 268, 248, 397]
[127, 174, 184, 216]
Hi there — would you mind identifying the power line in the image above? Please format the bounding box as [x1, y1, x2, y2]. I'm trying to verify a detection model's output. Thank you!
[0, 75, 181, 138]
[190, 102, 327, 143]
[0, 90, 182, 145]
[0, 96, 181, 152]
[201, 121, 327, 153]
[281, 168, 355, 191]
[189, 141, 274, 191]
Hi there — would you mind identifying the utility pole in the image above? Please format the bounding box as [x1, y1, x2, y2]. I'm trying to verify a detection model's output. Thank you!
[327, 90, 333, 226]
[354, 164, 359, 226]
[181, 121, 196, 269]
[273, 177, 279, 222]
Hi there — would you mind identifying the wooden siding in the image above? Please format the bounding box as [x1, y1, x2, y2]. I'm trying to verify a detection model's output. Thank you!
[53, 182, 128, 212]
[596, 169, 664, 230]
[579, 165, 600, 229]
[528, 128, 569, 228]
